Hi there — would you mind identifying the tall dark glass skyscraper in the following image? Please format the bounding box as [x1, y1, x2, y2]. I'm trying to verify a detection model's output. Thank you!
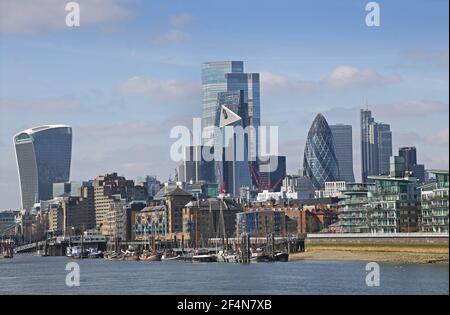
[330, 124, 355, 183]
[303, 114, 340, 190]
[361, 109, 393, 182]
[14, 125, 72, 210]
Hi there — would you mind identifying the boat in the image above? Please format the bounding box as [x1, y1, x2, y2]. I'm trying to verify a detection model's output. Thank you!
[66, 246, 86, 259]
[192, 249, 217, 263]
[124, 250, 140, 261]
[105, 252, 125, 261]
[139, 250, 161, 262]
[250, 248, 274, 263]
[161, 250, 180, 261]
[216, 250, 239, 263]
[274, 252, 289, 262]
[87, 248, 103, 259]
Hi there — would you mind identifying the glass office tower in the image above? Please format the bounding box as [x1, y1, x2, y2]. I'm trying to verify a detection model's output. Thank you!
[14, 125, 72, 210]
[330, 124, 355, 183]
[303, 114, 340, 190]
[361, 109, 393, 182]
[201, 61, 260, 161]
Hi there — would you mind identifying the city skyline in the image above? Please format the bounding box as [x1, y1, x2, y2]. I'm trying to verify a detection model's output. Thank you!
[1, 0, 448, 209]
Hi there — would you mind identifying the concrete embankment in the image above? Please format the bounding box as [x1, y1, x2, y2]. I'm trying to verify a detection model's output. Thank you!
[290, 234, 449, 264]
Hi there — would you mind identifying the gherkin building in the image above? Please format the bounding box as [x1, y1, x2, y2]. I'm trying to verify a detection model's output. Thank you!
[303, 114, 340, 190]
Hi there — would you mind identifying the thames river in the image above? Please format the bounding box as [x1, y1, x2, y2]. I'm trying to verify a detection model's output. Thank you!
[0, 255, 448, 295]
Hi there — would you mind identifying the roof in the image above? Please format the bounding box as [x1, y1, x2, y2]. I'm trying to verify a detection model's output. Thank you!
[14, 125, 71, 138]
[367, 175, 416, 183]
[165, 187, 192, 197]
[428, 170, 449, 175]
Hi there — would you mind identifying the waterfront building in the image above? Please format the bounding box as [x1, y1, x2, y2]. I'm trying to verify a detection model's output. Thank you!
[303, 114, 340, 190]
[367, 156, 420, 233]
[253, 199, 339, 235]
[324, 181, 348, 198]
[132, 205, 168, 241]
[93, 173, 136, 235]
[182, 199, 241, 248]
[338, 183, 376, 233]
[122, 201, 147, 241]
[420, 170, 449, 233]
[14, 125, 72, 210]
[47, 185, 96, 235]
[164, 188, 193, 239]
[236, 208, 286, 238]
[103, 196, 126, 240]
[329, 124, 355, 183]
[360, 110, 393, 182]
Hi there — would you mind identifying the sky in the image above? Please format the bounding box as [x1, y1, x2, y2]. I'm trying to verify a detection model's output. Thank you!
[0, 0, 448, 210]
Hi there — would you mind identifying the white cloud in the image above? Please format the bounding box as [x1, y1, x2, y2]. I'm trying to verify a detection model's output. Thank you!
[0, 0, 132, 33]
[260, 66, 402, 94]
[169, 13, 193, 27]
[326, 65, 402, 89]
[119, 75, 200, 103]
[152, 30, 191, 46]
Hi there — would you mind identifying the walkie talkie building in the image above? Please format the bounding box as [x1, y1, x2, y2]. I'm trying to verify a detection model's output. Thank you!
[14, 125, 72, 210]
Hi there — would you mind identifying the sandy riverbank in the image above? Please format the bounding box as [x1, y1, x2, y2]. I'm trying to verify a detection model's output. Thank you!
[290, 246, 449, 264]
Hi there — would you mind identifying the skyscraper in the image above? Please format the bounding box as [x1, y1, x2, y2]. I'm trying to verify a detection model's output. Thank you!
[14, 125, 72, 210]
[330, 124, 355, 183]
[399, 147, 426, 182]
[179, 145, 215, 183]
[217, 92, 252, 197]
[361, 109, 393, 182]
[399, 147, 417, 171]
[303, 114, 340, 190]
[201, 61, 260, 160]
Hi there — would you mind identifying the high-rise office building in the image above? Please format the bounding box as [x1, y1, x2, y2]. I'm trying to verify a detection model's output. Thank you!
[361, 109, 393, 182]
[303, 114, 340, 190]
[258, 156, 287, 192]
[399, 147, 417, 170]
[399, 147, 426, 182]
[179, 146, 215, 184]
[330, 124, 355, 183]
[217, 92, 253, 197]
[201, 61, 260, 160]
[14, 125, 72, 210]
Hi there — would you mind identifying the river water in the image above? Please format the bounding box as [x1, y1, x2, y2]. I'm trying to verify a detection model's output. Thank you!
[0, 255, 448, 295]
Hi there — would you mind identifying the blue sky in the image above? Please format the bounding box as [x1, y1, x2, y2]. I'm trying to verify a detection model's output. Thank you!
[0, 0, 448, 209]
